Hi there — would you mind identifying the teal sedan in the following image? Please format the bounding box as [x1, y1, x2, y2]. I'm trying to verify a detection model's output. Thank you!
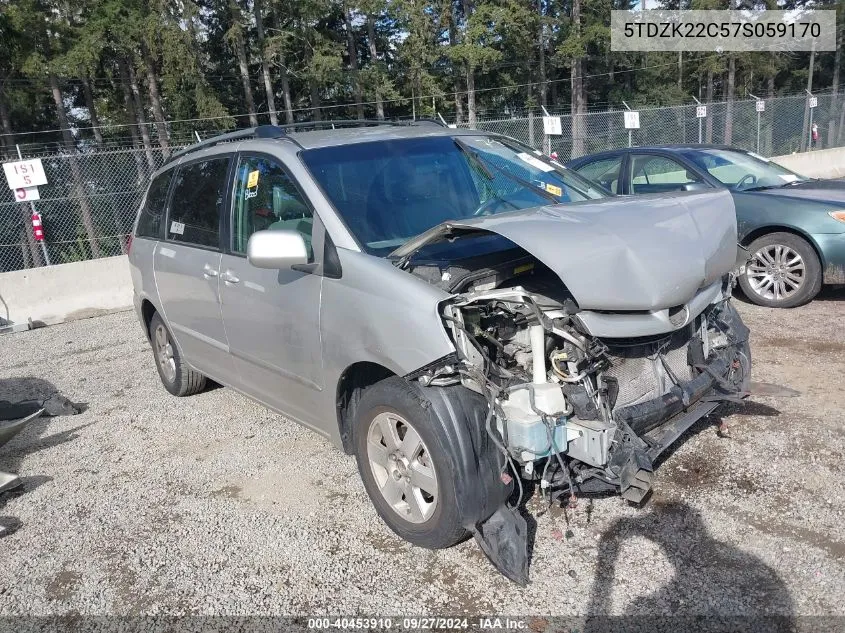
[568, 145, 845, 307]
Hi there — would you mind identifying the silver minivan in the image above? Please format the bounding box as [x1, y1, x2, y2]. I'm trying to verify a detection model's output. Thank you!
[129, 121, 750, 583]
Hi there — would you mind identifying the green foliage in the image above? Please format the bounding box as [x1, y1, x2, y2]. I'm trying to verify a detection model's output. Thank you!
[0, 0, 841, 144]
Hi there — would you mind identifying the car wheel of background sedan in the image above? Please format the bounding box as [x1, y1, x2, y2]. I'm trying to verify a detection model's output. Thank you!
[149, 312, 207, 397]
[353, 377, 469, 550]
[739, 232, 822, 308]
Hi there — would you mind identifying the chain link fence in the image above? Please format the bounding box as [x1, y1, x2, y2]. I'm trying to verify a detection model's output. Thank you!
[1, 92, 844, 273]
[464, 92, 845, 162]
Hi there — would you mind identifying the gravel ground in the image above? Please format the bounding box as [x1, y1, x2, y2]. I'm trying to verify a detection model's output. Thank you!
[0, 290, 843, 622]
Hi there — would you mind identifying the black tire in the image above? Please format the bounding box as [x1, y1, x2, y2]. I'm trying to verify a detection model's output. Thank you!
[148, 312, 207, 397]
[353, 377, 470, 549]
[739, 232, 822, 308]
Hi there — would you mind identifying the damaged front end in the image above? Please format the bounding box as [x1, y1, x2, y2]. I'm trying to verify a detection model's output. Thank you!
[393, 190, 748, 583]
[411, 277, 749, 584]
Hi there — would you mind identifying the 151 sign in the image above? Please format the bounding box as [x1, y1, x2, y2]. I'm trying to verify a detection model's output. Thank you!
[3, 158, 48, 189]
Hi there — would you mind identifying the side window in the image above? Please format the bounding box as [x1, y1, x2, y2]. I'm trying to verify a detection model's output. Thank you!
[574, 156, 622, 193]
[136, 170, 173, 238]
[167, 157, 230, 248]
[629, 155, 701, 194]
[231, 155, 313, 256]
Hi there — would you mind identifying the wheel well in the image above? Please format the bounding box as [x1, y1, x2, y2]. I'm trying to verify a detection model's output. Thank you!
[140, 299, 157, 339]
[336, 362, 396, 454]
[741, 226, 823, 266]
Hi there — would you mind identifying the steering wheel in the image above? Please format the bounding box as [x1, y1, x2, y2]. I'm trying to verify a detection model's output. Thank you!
[473, 196, 515, 217]
[734, 173, 758, 190]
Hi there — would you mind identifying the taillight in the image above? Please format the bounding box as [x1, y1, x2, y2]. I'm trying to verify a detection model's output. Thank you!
[126, 233, 133, 254]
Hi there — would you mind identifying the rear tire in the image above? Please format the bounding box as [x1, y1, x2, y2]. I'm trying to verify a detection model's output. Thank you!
[739, 232, 821, 308]
[353, 377, 469, 549]
[149, 313, 207, 397]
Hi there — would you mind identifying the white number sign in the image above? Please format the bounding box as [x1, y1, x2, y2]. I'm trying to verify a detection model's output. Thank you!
[14, 186, 40, 202]
[808, 96, 818, 108]
[696, 105, 707, 118]
[755, 100, 766, 112]
[542, 116, 562, 135]
[3, 158, 47, 190]
[624, 111, 640, 129]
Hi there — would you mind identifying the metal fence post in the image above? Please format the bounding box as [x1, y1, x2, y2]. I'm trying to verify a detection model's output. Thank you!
[15, 144, 50, 266]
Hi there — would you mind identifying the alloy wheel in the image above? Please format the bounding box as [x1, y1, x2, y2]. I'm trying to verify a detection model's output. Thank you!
[366, 411, 438, 524]
[154, 324, 177, 384]
[745, 244, 805, 302]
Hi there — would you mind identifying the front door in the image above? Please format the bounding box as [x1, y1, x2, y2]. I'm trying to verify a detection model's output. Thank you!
[218, 153, 324, 427]
[154, 155, 236, 384]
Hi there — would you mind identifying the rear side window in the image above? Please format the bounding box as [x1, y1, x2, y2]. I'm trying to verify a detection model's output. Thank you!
[167, 157, 231, 248]
[574, 156, 622, 194]
[136, 170, 173, 238]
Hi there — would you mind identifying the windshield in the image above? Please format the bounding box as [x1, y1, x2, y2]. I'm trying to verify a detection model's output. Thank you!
[300, 135, 606, 255]
[680, 148, 809, 191]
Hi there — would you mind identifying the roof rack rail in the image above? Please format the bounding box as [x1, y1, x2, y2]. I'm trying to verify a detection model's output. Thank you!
[275, 118, 445, 132]
[166, 118, 448, 164]
[167, 124, 285, 163]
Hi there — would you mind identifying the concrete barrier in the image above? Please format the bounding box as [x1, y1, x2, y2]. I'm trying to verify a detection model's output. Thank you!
[0, 255, 132, 327]
[771, 147, 845, 179]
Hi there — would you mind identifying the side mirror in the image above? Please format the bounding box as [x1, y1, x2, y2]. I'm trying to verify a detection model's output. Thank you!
[247, 230, 309, 269]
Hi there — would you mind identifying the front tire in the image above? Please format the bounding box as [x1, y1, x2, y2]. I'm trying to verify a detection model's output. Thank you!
[149, 313, 207, 397]
[739, 232, 822, 308]
[353, 377, 469, 549]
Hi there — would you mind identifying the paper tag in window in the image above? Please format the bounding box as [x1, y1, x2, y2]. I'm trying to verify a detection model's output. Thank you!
[170, 221, 185, 235]
[247, 170, 260, 188]
[517, 152, 555, 172]
[545, 183, 563, 197]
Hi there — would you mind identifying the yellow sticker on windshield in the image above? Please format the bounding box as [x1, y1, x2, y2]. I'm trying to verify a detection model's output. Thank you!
[545, 183, 563, 197]
[247, 170, 260, 188]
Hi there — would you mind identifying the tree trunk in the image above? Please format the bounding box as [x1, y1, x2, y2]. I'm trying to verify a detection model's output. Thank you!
[705, 68, 714, 143]
[538, 0, 547, 107]
[0, 88, 13, 149]
[271, 8, 295, 124]
[724, 56, 735, 144]
[125, 60, 156, 169]
[49, 73, 102, 258]
[367, 13, 385, 120]
[280, 62, 294, 124]
[570, 0, 586, 158]
[344, 6, 365, 119]
[447, 7, 464, 124]
[117, 59, 152, 180]
[231, 3, 258, 127]
[462, 0, 477, 128]
[81, 76, 104, 146]
[466, 64, 476, 128]
[677, 52, 683, 89]
[310, 79, 322, 121]
[254, 0, 278, 126]
[829, 28, 841, 144]
[141, 44, 170, 153]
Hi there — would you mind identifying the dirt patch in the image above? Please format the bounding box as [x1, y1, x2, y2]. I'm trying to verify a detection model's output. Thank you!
[45, 568, 82, 601]
[662, 450, 726, 489]
[760, 337, 845, 355]
[729, 507, 845, 560]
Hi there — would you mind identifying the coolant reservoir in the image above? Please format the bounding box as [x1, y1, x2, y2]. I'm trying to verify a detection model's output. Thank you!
[499, 384, 569, 460]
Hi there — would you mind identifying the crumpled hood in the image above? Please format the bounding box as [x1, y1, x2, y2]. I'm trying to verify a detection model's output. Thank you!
[392, 189, 738, 311]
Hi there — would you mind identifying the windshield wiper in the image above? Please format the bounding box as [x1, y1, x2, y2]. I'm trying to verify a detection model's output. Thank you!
[454, 138, 494, 180]
[453, 138, 559, 204]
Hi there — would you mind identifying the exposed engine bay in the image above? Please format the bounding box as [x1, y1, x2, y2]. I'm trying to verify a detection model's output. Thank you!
[433, 279, 748, 493]
[407, 258, 750, 583]
[393, 193, 750, 584]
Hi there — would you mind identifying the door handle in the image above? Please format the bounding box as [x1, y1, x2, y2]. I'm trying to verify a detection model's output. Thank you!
[220, 270, 240, 284]
[202, 264, 218, 279]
